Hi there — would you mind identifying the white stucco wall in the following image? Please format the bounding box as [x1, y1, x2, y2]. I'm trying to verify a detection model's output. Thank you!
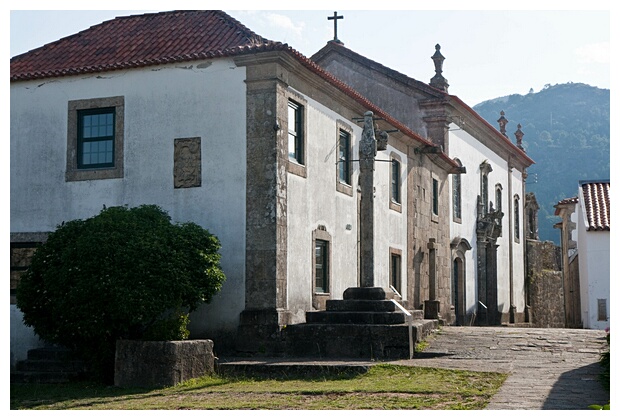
[10, 59, 248, 347]
[577, 207, 610, 330]
[448, 124, 527, 318]
[286, 91, 408, 321]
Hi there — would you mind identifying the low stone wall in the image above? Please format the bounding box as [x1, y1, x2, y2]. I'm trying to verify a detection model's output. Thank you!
[114, 339, 215, 388]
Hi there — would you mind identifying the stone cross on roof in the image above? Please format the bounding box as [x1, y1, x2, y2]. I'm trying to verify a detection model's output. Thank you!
[328, 11, 344, 44]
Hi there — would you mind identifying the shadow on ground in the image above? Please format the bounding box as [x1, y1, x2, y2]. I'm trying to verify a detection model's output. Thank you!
[542, 362, 609, 410]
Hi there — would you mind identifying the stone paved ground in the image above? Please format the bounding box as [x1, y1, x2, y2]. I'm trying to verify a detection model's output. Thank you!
[394, 326, 610, 410]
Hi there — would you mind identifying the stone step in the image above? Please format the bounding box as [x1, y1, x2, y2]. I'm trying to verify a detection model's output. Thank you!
[326, 299, 398, 312]
[305, 310, 406, 325]
[284, 319, 439, 359]
[10, 370, 86, 384]
[216, 359, 373, 379]
[11, 346, 91, 384]
[14, 358, 87, 373]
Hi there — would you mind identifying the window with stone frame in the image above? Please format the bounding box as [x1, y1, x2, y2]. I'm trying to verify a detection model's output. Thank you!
[314, 239, 329, 293]
[338, 129, 351, 185]
[390, 155, 402, 211]
[514, 195, 520, 242]
[288, 99, 304, 165]
[452, 159, 462, 222]
[390, 249, 402, 294]
[432, 178, 439, 216]
[495, 184, 503, 213]
[66, 96, 124, 182]
[479, 161, 493, 215]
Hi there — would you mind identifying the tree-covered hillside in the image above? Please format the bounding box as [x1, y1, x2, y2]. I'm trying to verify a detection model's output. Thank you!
[473, 83, 610, 244]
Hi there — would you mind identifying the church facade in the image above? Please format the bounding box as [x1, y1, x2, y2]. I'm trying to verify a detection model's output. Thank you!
[312, 41, 535, 325]
[10, 11, 462, 364]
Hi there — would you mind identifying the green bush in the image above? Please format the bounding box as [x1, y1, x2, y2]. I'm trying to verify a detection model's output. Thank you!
[16, 205, 226, 383]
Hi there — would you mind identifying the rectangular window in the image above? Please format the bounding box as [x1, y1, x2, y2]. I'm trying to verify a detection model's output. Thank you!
[66, 96, 124, 182]
[390, 253, 402, 293]
[391, 159, 401, 204]
[514, 196, 520, 241]
[338, 130, 351, 185]
[315, 240, 329, 293]
[597, 299, 608, 321]
[78, 108, 115, 168]
[432, 178, 439, 216]
[288, 100, 304, 165]
[453, 173, 462, 221]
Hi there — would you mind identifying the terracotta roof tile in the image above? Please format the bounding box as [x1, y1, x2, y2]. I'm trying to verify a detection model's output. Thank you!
[10, 10, 272, 81]
[580, 181, 610, 231]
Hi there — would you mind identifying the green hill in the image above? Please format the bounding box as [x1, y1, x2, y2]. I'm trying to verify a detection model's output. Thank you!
[473, 83, 610, 244]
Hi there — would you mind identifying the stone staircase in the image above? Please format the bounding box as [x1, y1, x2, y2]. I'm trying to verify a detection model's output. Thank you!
[11, 346, 91, 383]
[283, 287, 438, 359]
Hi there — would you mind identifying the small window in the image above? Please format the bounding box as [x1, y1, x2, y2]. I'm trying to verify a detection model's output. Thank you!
[78, 108, 115, 168]
[514, 195, 520, 241]
[391, 159, 401, 204]
[432, 178, 439, 216]
[390, 252, 402, 294]
[597, 299, 608, 321]
[66, 96, 124, 182]
[495, 185, 503, 213]
[482, 174, 489, 214]
[288, 100, 304, 165]
[338, 130, 351, 185]
[315, 239, 329, 293]
[453, 170, 461, 221]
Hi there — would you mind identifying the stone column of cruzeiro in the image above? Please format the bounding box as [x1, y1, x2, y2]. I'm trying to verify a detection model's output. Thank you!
[359, 111, 377, 288]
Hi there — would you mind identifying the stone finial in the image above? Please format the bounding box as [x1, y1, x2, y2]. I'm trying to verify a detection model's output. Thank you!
[515, 123, 525, 151]
[497, 111, 508, 137]
[430, 44, 449, 92]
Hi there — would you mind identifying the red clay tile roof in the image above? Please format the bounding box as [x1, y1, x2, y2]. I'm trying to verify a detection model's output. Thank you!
[580, 181, 610, 231]
[10, 10, 273, 81]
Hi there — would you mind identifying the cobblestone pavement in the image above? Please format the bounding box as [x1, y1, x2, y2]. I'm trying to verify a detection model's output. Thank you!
[395, 326, 610, 410]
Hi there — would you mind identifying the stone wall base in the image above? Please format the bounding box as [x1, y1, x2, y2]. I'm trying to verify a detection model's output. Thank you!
[114, 339, 214, 388]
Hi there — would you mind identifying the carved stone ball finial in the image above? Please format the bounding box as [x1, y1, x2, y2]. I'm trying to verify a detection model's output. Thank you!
[497, 110, 508, 137]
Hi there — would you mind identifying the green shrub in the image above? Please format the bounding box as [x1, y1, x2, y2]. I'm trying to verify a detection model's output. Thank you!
[16, 205, 226, 383]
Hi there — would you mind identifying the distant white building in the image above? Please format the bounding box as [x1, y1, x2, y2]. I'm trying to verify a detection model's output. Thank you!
[576, 180, 610, 330]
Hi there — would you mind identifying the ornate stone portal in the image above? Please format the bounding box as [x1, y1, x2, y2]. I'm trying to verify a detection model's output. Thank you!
[476, 195, 504, 325]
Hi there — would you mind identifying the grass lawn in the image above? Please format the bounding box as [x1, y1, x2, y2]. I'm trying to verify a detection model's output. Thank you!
[11, 364, 507, 410]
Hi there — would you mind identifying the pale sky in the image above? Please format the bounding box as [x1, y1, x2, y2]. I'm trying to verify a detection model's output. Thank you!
[6, 1, 613, 107]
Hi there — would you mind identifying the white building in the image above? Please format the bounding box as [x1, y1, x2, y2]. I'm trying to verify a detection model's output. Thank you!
[10, 10, 459, 364]
[576, 181, 610, 330]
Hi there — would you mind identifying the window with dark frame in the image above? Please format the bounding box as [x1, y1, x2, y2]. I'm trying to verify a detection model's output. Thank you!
[482, 174, 489, 214]
[315, 239, 329, 293]
[453, 171, 461, 221]
[514, 195, 520, 241]
[390, 253, 401, 293]
[391, 159, 401, 204]
[77, 108, 115, 169]
[288, 100, 304, 165]
[432, 178, 439, 216]
[495, 185, 503, 213]
[338, 129, 351, 185]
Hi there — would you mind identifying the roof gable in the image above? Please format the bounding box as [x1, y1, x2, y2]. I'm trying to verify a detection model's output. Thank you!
[579, 181, 610, 231]
[11, 10, 272, 81]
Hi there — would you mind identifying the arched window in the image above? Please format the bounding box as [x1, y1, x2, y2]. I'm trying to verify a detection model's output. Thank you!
[479, 161, 493, 215]
[514, 195, 520, 242]
[495, 184, 503, 213]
